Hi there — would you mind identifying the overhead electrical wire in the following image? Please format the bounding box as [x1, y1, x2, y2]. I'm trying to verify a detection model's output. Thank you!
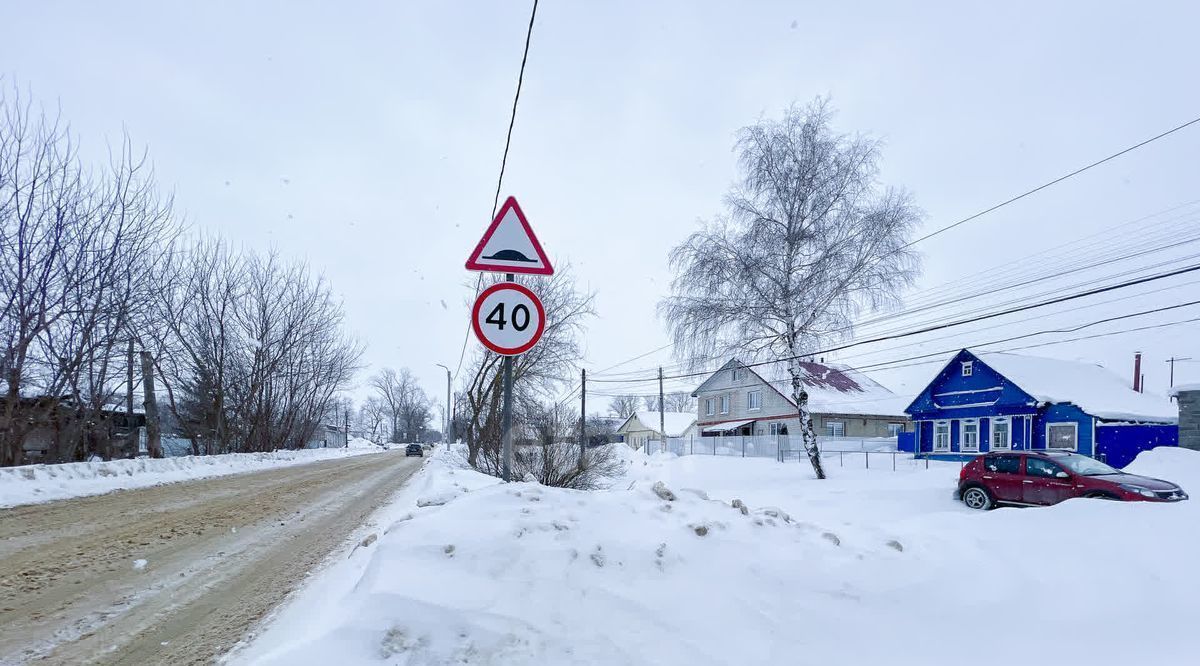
[452, 0, 541, 380]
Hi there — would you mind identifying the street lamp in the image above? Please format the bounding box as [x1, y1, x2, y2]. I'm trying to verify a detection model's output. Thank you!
[435, 364, 452, 447]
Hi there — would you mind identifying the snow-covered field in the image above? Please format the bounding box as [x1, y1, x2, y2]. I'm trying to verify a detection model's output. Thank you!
[0, 440, 384, 508]
[232, 446, 1200, 666]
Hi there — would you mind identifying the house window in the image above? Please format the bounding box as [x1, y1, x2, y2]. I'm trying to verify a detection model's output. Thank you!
[747, 390, 761, 411]
[991, 418, 1011, 450]
[705, 398, 715, 416]
[934, 421, 950, 451]
[961, 361, 973, 377]
[887, 423, 903, 437]
[770, 422, 783, 436]
[1046, 422, 1078, 450]
[732, 367, 746, 381]
[960, 419, 979, 452]
[719, 395, 730, 414]
[826, 421, 845, 437]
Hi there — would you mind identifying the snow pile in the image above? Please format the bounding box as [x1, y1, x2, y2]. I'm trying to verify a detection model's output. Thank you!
[0, 445, 383, 508]
[347, 436, 385, 449]
[235, 447, 1200, 665]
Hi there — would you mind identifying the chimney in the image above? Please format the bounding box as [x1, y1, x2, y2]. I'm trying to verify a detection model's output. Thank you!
[1133, 352, 1142, 392]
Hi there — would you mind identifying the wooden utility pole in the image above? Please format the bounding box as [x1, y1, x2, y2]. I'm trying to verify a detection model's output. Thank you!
[578, 368, 586, 466]
[658, 367, 665, 453]
[1167, 357, 1194, 388]
[139, 351, 162, 458]
[126, 339, 136, 457]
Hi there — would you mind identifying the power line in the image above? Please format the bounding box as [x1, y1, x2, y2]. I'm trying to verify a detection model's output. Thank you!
[452, 0, 540, 381]
[899, 114, 1200, 249]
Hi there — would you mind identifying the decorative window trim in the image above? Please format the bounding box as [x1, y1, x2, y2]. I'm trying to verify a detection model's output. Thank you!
[934, 421, 951, 452]
[961, 361, 973, 377]
[960, 418, 980, 453]
[1046, 422, 1078, 451]
[990, 417, 1012, 450]
[747, 390, 762, 411]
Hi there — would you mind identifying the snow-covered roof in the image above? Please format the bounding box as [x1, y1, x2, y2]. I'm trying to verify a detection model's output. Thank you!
[1170, 382, 1200, 397]
[976, 351, 1178, 423]
[617, 411, 696, 438]
[760, 361, 911, 418]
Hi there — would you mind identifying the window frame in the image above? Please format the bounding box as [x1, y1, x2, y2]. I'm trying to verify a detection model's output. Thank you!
[732, 367, 746, 382]
[747, 390, 762, 411]
[770, 422, 783, 436]
[887, 423, 903, 438]
[704, 398, 715, 416]
[934, 421, 951, 452]
[1045, 422, 1078, 451]
[719, 395, 730, 415]
[960, 418, 980, 453]
[961, 360, 973, 377]
[990, 417, 1012, 451]
[826, 420, 846, 437]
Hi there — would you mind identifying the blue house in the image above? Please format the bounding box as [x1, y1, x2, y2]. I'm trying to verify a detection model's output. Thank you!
[901, 350, 1178, 468]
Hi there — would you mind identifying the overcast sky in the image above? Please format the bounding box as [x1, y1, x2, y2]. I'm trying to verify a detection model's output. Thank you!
[6, 1, 1200, 414]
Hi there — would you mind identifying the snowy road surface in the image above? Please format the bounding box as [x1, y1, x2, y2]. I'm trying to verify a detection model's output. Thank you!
[0, 450, 422, 665]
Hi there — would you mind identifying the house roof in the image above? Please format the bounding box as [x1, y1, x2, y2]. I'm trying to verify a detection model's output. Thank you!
[1170, 382, 1200, 397]
[754, 361, 910, 417]
[616, 411, 696, 437]
[974, 351, 1177, 423]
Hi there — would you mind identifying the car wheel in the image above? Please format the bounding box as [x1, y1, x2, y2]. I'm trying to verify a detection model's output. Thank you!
[962, 486, 993, 510]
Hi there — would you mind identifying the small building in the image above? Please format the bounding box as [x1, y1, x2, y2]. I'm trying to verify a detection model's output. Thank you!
[305, 423, 348, 449]
[615, 411, 697, 450]
[1171, 383, 1200, 451]
[690, 359, 910, 439]
[903, 350, 1178, 467]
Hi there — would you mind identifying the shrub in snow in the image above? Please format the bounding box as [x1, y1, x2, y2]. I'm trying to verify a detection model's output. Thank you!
[732, 498, 749, 515]
[886, 539, 903, 552]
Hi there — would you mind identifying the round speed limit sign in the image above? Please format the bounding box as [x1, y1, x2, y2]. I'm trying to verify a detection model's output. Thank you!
[471, 282, 546, 355]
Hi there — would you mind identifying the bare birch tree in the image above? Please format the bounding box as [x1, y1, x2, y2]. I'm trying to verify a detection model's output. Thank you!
[660, 98, 921, 478]
[608, 394, 639, 419]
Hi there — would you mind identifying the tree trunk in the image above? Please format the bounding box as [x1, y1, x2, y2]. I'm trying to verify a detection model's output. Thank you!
[140, 351, 163, 458]
[788, 356, 826, 479]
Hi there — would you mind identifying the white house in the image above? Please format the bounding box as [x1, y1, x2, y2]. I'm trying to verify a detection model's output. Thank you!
[615, 411, 697, 450]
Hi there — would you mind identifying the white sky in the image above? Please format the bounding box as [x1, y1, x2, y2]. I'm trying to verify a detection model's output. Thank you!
[6, 1, 1200, 414]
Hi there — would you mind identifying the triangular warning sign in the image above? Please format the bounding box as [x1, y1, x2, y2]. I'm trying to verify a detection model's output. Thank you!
[465, 196, 554, 275]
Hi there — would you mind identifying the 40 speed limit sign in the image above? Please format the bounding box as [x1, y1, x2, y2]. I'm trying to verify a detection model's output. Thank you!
[471, 282, 546, 355]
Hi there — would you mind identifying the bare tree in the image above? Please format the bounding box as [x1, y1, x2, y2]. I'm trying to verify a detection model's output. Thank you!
[369, 367, 430, 443]
[663, 392, 695, 413]
[608, 394, 639, 419]
[660, 99, 921, 478]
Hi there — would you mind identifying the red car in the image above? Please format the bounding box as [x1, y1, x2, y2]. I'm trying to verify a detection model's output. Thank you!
[957, 451, 1188, 510]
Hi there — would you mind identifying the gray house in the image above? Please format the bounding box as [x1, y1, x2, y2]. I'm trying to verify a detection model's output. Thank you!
[1172, 383, 1200, 451]
[691, 359, 910, 438]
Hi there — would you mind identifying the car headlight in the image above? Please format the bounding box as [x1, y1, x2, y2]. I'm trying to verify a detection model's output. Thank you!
[1118, 484, 1157, 498]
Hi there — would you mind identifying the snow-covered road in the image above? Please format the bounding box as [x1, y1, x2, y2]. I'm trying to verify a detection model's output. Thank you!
[0, 449, 422, 665]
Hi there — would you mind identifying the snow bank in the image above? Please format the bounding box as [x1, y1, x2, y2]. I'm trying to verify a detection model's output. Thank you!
[234, 447, 1200, 666]
[0, 445, 383, 508]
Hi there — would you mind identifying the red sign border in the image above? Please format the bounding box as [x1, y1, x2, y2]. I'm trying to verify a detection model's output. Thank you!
[464, 196, 555, 276]
[471, 282, 547, 356]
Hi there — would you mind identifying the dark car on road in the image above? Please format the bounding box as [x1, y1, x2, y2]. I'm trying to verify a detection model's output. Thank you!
[405, 443, 423, 457]
[958, 451, 1187, 510]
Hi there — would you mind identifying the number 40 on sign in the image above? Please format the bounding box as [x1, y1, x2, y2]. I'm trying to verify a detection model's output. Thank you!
[471, 282, 546, 356]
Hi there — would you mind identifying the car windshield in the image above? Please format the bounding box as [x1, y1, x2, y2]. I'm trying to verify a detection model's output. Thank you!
[1055, 455, 1120, 476]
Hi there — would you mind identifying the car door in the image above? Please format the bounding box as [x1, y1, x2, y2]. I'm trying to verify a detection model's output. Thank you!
[980, 454, 1023, 503]
[1023, 458, 1074, 505]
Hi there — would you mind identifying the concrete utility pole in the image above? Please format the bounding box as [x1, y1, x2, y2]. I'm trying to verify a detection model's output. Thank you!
[1167, 357, 1193, 388]
[658, 367, 665, 453]
[139, 351, 162, 458]
[436, 363, 452, 446]
[126, 339, 136, 457]
[578, 368, 586, 466]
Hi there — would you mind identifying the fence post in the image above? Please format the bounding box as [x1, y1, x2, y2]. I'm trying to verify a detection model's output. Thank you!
[926, 455, 929, 470]
[690, 436, 694, 456]
[893, 451, 896, 471]
[839, 451, 843, 467]
[866, 451, 869, 469]
[742, 437, 746, 458]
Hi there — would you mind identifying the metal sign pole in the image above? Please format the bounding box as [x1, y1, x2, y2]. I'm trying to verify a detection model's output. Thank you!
[501, 273, 515, 481]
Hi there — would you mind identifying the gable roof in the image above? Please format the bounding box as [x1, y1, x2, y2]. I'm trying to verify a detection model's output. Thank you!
[616, 411, 697, 438]
[974, 351, 1177, 423]
[693, 358, 909, 418]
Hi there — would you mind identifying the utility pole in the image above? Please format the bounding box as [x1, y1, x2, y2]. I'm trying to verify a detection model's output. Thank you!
[140, 351, 162, 458]
[126, 339, 136, 457]
[658, 367, 665, 453]
[1167, 357, 1193, 388]
[501, 273, 515, 482]
[436, 363, 452, 446]
[578, 368, 586, 466]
